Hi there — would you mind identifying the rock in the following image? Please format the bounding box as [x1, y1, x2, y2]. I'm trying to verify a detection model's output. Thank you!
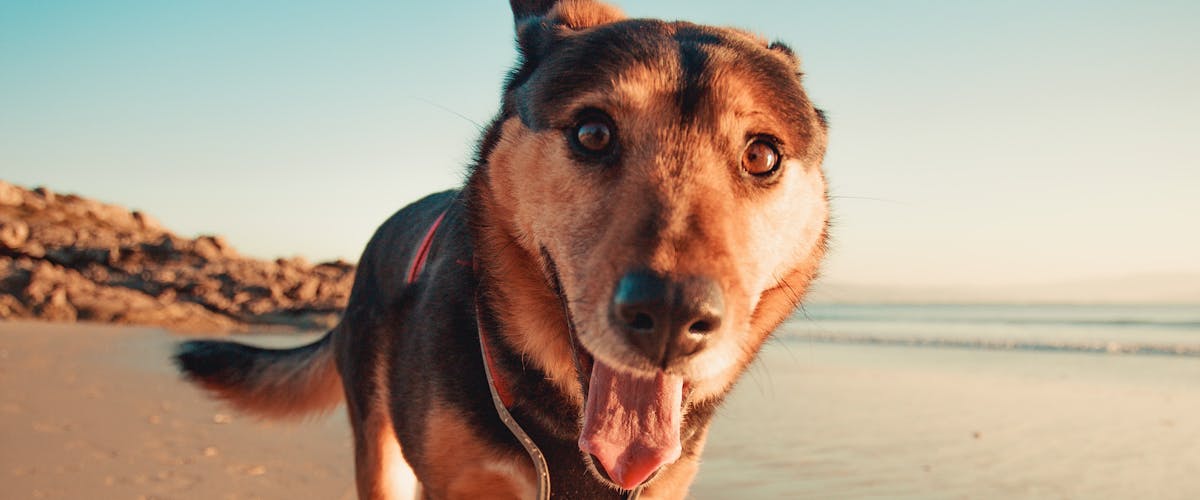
[35, 225, 76, 247]
[0, 181, 23, 207]
[287, 278, 321, 302]
[89, 203, 138, 230]
[150, 269, 177, 283]
[0, 220, 30, 249]
[156, 288, 176, 304]
[131, 211, 161, 231]
[36, 288, 77, 322]
[21, 196, 46, 211]
[0, 293, 30, 318]
[192, 236, 222, 261]
[80, 264, 110, 283]
[140, 236, 177, 262]
[277, 256, 310, 270]
[193, 235, 235, 260]
[45, 247, 110, 268]
[24, 262, 65, 304]
[33, 186, 56, 203]
[243, 297, 277, 316]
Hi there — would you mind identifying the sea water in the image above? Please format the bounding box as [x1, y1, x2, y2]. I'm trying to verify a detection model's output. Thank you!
[694, 303, 1200, 499]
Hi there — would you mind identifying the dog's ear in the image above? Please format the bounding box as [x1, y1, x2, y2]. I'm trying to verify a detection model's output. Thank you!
[514, 0, 626, 54]
[767, 40, 804, 71]
[511, 0, 624, 28]
[505, 1, 626, 125]
[544, 0, 625, 30]
[509, 0, 558, 23]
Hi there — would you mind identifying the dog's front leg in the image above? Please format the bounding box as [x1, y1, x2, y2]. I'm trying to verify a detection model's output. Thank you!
[347, 397, 419, 499]
[417, 404, 537, 499]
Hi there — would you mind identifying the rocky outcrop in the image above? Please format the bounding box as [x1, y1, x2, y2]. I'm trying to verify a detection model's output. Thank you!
[0, 181, 355, 333]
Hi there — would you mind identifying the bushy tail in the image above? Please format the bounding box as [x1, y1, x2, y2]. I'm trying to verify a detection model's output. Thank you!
[173, 331, 343, 419]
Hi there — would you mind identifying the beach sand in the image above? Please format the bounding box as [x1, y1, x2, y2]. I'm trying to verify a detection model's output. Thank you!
[3, 321, 1198, 499]
[1, 323, 354, 500]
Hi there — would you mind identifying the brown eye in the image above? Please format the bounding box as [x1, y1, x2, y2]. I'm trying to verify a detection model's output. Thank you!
[742, 138, 781, 176]
[574, 120, 612, 152]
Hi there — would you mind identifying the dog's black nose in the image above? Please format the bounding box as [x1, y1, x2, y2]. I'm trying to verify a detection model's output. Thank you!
[610, 271, 724, 367]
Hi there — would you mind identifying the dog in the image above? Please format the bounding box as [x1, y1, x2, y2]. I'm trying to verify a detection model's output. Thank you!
[174, 0, 829, 498]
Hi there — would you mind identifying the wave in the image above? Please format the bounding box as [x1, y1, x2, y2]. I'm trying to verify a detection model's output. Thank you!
[783, 332, 1200, 357]
[793, 315, 1200, 329]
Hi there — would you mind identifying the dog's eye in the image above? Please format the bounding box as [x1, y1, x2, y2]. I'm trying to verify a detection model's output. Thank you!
[742, 138, 781, 176]
[574, 120, 612, 152]
[568, 111, 617, 158]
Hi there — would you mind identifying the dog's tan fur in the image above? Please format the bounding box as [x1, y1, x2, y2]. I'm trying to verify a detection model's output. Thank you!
[545, 0, 625, 29]
[422, 405, 538, 498]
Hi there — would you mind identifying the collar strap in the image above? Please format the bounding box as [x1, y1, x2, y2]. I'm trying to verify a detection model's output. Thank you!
[476, 292, 552, 500]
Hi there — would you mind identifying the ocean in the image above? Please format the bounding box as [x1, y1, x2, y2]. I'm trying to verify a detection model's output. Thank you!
[693, 303, 1200, 499]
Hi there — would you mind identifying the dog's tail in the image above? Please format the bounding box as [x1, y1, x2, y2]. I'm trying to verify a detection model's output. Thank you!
[172, 331, 343, 419]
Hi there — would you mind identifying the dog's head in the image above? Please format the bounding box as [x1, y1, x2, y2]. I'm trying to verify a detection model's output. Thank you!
[476, 0, 829, 490]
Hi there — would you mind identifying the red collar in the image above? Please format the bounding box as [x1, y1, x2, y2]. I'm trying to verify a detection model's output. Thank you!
[404, 210, 447, 285]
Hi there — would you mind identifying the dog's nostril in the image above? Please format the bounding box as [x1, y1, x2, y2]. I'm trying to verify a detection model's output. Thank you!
[630, 312, 655, 331]
[612, 271, 668, 334]
[688, 320, 714, 334]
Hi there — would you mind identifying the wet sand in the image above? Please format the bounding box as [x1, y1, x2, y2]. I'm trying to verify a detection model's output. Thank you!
[694, 338, 1200, 498]
[3, 321, 1199, 499]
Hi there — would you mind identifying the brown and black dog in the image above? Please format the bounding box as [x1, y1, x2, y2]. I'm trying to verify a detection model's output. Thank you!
[174, 0, 829, 498]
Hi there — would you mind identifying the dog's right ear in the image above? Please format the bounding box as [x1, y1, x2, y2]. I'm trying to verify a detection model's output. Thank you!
[509, 0, 558, 23]
[510, 0, 624, 28]
[512, 0, 625, 59]
[505, 1, 626, 124]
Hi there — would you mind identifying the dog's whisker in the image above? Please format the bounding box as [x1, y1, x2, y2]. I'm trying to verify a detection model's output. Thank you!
[797, 301, 814, 323]
[407, 95, 486, 131]
[781, 277, 801, 305]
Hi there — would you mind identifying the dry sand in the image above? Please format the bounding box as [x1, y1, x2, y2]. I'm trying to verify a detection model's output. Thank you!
[3, 321, 1199, 499]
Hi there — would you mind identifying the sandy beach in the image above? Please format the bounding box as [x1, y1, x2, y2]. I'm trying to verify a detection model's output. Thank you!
[1, 323, 354, 500]
[3, 320, 1199, 499]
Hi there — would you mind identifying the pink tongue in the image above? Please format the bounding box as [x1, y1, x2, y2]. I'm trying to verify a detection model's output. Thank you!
[578, 360, 684, 490]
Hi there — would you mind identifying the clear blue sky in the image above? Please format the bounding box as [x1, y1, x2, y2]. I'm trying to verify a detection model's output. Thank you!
[2, 0, 1197, 287]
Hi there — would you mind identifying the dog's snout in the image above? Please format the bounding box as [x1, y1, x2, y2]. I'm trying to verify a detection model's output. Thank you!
[611, 271, 725, 367]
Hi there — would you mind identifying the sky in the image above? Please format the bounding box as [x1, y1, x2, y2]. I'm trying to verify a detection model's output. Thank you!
[2, 0, 1198, 288]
